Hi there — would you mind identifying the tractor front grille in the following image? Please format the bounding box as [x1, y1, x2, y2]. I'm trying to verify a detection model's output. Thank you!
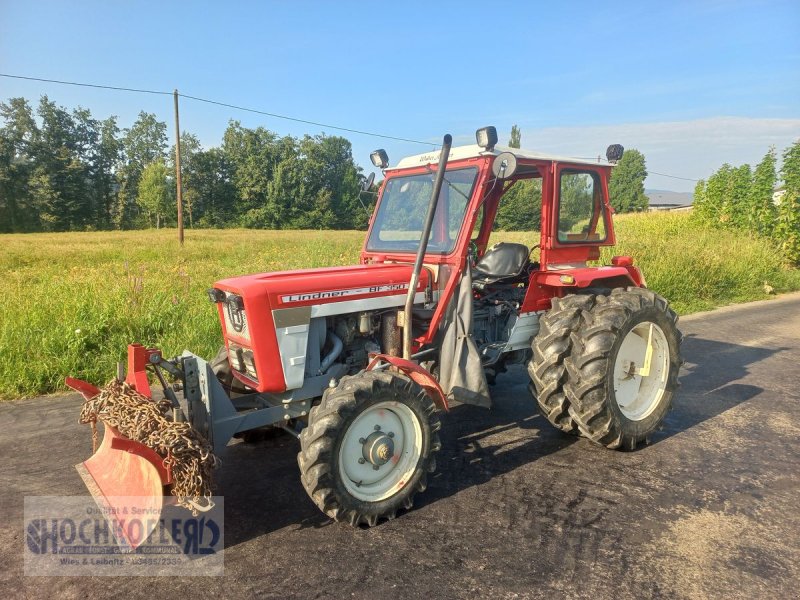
[227, 342, 257, 382]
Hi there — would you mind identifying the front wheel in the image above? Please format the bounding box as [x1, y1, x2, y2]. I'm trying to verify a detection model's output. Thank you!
[565, 288, 682, 450]
[298, 371, 440, 526]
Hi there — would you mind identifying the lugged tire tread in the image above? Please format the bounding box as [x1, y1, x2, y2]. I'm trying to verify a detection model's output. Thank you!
[565, 287, 681, 450]
[528, 294, 597, 434]
[297, 371, 440, 526]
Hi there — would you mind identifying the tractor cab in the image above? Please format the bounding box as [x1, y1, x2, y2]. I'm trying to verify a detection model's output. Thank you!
[361, 127, 643, 351]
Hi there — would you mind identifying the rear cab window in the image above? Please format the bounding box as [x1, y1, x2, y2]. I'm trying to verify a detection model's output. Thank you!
[556, 169, 607, 243]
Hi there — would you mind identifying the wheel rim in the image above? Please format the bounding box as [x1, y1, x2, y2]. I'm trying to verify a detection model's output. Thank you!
[338, 400, 423, 502]
[612, 321, 670, 421]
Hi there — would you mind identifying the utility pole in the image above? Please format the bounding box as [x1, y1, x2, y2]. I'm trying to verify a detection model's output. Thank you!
[173, 89, 184, 245]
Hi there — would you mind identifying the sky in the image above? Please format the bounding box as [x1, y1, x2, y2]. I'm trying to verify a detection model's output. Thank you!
[1, 0, 798, 192]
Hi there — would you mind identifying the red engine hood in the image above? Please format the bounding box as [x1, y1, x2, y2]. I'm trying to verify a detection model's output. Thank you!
[214, 262, 429, 310]
[211, 263, 431, 394]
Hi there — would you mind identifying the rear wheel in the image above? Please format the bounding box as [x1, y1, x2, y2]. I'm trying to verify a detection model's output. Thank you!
[528, 294, 597, 434]
[565, 288, 682, 450]
[298, 371, 440, 526]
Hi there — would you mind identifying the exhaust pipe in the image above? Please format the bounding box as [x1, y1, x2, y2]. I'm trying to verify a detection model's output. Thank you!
[403, 134, 452, 359]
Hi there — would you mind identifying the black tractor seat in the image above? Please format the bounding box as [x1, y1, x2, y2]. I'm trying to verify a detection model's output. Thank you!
[472, 242, 531, 285]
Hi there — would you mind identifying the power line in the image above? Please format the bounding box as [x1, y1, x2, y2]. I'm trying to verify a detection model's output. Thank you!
[576, 156, 700, 182]
[0, 72, 170, 96]
[0, 72, 436, 147]
[0, 72, 703, 178]
[647, 170, 699, 182]
[178, 93, 435, 146]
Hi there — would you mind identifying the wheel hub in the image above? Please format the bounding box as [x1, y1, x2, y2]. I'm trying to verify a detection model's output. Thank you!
[338, 400, 423, 502]
[362, 430, 395, 466]
[613, 321, 670, 421]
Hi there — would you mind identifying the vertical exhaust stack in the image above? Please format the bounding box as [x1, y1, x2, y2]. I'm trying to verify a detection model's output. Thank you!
[402, 134, 452, 359]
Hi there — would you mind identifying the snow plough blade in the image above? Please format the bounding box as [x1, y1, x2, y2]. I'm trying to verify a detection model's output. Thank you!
[67, 377, 171, 552]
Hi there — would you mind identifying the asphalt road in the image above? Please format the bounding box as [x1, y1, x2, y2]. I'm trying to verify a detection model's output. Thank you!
[3, 293, 800, 599]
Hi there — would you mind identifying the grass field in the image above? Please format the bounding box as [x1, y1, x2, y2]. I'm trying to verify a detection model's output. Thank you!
[2, 212, 799, 399]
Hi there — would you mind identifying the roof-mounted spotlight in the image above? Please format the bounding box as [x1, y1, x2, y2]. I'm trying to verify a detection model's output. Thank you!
[476, 126, 498, 151]
[370, 149, 389, 169]
[606, 144, 624, 164]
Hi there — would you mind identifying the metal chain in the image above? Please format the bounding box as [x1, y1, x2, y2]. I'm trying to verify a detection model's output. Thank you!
[78, 379, 220, 514]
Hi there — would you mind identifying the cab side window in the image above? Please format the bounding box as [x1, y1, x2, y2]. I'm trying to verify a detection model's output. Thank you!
[557, 170, 606, 243]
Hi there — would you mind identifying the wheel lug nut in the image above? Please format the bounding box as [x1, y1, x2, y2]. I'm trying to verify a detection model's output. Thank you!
[358, 458, 365, 464]
[374, 424, 381, 431]
[358, 437, 366, 444]
[372, 465, 380, 471]
[388, 432, 394, 438]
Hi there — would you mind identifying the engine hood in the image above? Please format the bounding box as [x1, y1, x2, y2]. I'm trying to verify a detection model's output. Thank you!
[211, 263, 433, 395]
[214, 262, 430, 311]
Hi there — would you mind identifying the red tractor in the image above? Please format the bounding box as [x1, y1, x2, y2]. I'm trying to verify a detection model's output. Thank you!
[69, 127, 682, 534]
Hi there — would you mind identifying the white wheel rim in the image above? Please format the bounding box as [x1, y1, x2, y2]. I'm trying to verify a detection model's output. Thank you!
[338, 400, 423, 502]
[613, 321, 670, 421]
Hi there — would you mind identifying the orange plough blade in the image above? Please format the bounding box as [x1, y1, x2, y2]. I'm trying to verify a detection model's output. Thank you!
[68, 377, 171, 552]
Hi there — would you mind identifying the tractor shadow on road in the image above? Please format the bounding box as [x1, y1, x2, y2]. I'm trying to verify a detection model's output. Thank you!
[656, 334, 788, 443]
[221, 335, 785, 546]
[219, 367, 569, 546]
[215, 433, 333, 546]
[417, 334, 787, 509]
[413, 366, 580, 511]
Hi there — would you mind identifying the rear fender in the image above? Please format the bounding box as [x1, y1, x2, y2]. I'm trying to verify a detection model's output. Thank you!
[536, 265, 639, 289]
[524, 265, 642, 312]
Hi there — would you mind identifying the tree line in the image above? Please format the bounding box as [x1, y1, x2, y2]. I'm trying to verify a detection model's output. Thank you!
[0, 100, 652, 235]
[693, 140, 800, 265]
[0, 95, 370, 233]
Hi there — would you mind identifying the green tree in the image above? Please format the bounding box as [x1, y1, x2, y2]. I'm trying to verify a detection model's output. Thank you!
[94, 116, 122, 228]
[190, 147, 236, 227]
[222, 121, 284, 227]
[172, 132, 202, 227]
[0, 98, 39, 232]
[116, 112, 168, 228]
[724, 164, 752, 229]
[294, 134, 362, 229]
[608, 149, 648, 212]
[495, 179, 542, 230]
[704, 164, 732, 226]
[558, 172, 595, 231]
[509, 125, 521, 149]
[748, 148, 777, 235]
[31, 96, 91, 230]
[137, 159, 173, 228]
[777, 140, 800, 264]
[691, 179, 708, 224]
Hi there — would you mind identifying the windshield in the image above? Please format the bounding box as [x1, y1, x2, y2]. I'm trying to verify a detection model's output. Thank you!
[366, 167, 478, 254]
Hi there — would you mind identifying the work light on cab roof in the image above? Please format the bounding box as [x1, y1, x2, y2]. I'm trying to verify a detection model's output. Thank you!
[475, 125, 498, 151]
[66, 124, 681, 543]
[370, 148, 389, 169]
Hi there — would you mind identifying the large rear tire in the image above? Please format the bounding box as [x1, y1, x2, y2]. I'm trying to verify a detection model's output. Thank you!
[528, 294, 597, 434]
[298, 371, 440, 526]
[565, 288, 682, 450]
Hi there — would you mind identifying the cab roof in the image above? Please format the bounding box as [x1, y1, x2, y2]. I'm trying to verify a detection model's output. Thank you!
[392, 144, 610, 170]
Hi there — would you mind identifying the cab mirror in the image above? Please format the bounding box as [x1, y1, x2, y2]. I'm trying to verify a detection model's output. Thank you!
[492, 152, 517, 179]
[361, 172, 375, 192]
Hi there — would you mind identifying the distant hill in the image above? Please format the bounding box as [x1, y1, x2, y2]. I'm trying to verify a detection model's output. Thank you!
[645, 189, 694, 209]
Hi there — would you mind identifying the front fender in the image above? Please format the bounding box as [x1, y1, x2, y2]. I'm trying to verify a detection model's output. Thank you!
[366, 354, 448, 411]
